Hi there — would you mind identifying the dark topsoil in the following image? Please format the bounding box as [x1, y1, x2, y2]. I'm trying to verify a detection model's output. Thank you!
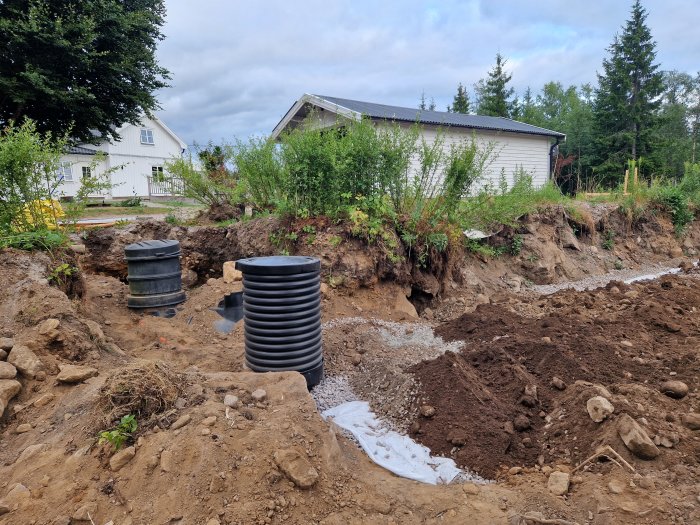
[409, 275, 700, 479]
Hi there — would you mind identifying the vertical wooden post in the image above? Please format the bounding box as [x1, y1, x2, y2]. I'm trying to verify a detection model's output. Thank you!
[623, 169, 629, 195]
[634, 167, 638, 187]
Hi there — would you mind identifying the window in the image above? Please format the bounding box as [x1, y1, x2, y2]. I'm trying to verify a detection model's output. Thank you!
[140, 128, 154, 145]
[57, 161, 73, 182]
[82, 166, 91, 178]
[152, 165, 165, 182]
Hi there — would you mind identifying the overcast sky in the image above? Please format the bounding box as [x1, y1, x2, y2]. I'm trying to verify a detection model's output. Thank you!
[155, 1, 700, 146]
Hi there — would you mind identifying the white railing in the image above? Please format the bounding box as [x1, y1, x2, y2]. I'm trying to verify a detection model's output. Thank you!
[147, 176, 184, 197]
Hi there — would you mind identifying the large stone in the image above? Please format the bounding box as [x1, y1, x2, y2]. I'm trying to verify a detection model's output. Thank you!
[618, 414, 660, 460]
[0, 362, 17, 379]
[0, 349, 6, 360]
[273, 448, 319, 489]
[109, 446, 136, 471]
[72, 502, 98, 522]
[160, 450, 173, 472]
[659, 380, 689, 399]
[15, 443, 49, 464]
[394, 294, 418, 319]
[222, 261, 243, 283]
[7, 344, 44, 378]
[586, 396, 615, 423]
[82, 319, 105, 343]
[37, 318, 60, 339]
[57, 364, 98, 384]
[170, 414, 191, 430]
[547, 471, 570, 496]
[0, 379, 21, 418]
[681, 413, 700, 431]
[0, 338, 14, 351]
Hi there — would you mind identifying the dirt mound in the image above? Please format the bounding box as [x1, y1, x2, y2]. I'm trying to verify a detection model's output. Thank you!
[410, 275, 700, 481]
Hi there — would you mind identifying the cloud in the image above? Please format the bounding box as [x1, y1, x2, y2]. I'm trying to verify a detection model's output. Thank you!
[155, 0, 698, 145]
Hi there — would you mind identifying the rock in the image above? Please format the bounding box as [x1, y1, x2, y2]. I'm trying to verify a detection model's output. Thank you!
[608, 480, 625, 494]
[33, 393, 55, 407]
[681, 413, 700, 431]
[72, 502, 98, 521]
[419, 405, 436, 418]
[551, 377, 566, 390]
[394, 293, 418, 319]
[251, 389, 267, 402]
[513, 415, 531, 432]
[4, 483, 30, 504]
[202, 416, 216, 427]
[659, 380, 689, 399]
[110, 446, 136, 471]
[37, 318, 60, 339]
[586, 396, 615, 423]
[0, 379, 21, 417]
[0, 503, 9, 515]
[351, 353, 362, 366]
[0, 349, 6, 360]
[69, 244, 86, 254]
[618, 414, 660, 460]
[223, 394, 240, 408]
[160, 450, 173, 472]
[320, 282, 329, 296]
[273, 448, 319, 489]
[170, 414, 191, 430]
[7, 344, 44, 378]
[0, 361, 16, 379]
[181, 268, 198, 289]
[206, 519, 221, 525]
[57, 364, 98, 384]
[547, 471, 570, 496]
[82, 319, 105, 343]
[508, 466, 523, 475]
[16, 443, 49, 464]
[222, 261, 243, 283]
[0, 337, 14, 351]
[15, 423, 32, 434]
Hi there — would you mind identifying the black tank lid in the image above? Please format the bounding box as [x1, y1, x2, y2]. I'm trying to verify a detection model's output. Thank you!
[236, 256, 320, 275]
[125, 239, 181, 260]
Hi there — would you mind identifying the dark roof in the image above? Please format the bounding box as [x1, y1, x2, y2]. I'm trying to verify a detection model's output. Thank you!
[67, 145, 100, 155]
[316, 95, 565, 139]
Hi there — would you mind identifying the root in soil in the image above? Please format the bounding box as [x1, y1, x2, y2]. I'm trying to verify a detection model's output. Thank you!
[97, 360, 186, 428]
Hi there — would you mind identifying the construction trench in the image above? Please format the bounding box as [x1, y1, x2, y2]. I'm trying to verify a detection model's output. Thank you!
[0, 204, 699, 524]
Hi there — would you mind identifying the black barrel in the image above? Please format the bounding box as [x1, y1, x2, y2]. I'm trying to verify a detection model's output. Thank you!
[125, 240, 186, 308]
[236, 256, 323, 388]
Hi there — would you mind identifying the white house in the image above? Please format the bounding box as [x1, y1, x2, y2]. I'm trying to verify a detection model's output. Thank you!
[271, 94, 565, 190]
[57, 116, 187, 199]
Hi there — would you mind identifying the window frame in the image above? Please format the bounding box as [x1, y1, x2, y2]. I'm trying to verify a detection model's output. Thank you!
[151, 165, 165, 182]
[57, 161, 73, 182]
[81, 166, 92, 179]
[140, 128, 155, 145]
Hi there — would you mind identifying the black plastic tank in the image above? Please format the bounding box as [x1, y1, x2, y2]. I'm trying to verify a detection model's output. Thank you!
[124, 240, 186, 308]
[235, 256, 323, 388]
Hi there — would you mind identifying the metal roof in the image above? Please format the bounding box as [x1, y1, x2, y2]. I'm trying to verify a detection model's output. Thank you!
[67, 145, 100, 155]
[315, 95, 565, 138]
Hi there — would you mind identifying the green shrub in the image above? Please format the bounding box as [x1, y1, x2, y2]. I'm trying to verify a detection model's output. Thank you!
[98, 414, 137, 450]
[651, 184, 693, 234]
[233, 137, 286, 209]
[0, 229, 67, 251]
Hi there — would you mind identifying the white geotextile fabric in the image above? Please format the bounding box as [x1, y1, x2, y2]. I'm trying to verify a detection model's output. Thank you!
[322, 401, 463, 485]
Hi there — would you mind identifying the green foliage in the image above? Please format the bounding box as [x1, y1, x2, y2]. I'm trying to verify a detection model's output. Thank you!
[510, 234, 524, 256]
[448, 83, 470, 113]
[48, 263, 77, 286]
[164, 212, 179, 225]
[591, 0, 663, 185]
[651, 184, 693, 234]
[0, 229, 66, 251]
[122, 196, 143, 208]
[474, 53, 516, 118]
[466, 239, 505, 259]
[165, 146, 241, 208]
[0, 120, 68, 231]
[233, 137, 285, 209]
[602, 229, 615, 250]
[0, 0, 169, 143]
[98, 414, 138, 451]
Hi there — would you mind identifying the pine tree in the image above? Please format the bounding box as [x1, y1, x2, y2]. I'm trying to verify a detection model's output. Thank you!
[447, 83, 470, 113]
[474, 53, 515, 118]
[418, 92, 427, 110]
[592, 0, 663, 183]
[428, 97, 437, 111]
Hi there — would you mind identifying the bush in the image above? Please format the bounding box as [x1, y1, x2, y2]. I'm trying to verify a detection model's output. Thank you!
[233, 137, 285, 209]
[0, 120, 68, 231]
[0, 229, 67, 250]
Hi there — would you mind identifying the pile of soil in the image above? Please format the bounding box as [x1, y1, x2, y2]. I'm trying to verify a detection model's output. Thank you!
[409, 276, 700, 481]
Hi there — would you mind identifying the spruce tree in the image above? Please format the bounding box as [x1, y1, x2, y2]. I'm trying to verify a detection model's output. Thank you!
[592, 0, 663, 183]
[474, 53, 515, 118]
[448, 83, 470, 113]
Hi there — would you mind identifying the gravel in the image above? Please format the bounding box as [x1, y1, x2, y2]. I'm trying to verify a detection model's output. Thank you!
[530, 261, 692, 295]
[312, 375, 358, 413]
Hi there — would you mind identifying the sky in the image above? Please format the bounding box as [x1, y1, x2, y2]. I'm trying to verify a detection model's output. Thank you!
[154, 0, 700, 146]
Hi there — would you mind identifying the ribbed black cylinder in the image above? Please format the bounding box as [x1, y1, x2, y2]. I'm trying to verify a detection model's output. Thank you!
[124, 239, 186, 308]
[236, 256, 323, 388]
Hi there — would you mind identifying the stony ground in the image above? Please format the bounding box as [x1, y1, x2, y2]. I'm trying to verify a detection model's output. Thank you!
[0, 206, 699, 524]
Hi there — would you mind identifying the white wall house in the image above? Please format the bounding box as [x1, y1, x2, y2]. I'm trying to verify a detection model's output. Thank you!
[57, 116, 187, 199]
[271, 94, 565, 191]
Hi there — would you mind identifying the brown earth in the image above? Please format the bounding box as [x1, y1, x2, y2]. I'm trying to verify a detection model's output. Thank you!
[0, 205, 699, 524]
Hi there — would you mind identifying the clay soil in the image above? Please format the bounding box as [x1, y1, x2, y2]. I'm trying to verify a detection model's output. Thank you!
[0, 207, 699, 525]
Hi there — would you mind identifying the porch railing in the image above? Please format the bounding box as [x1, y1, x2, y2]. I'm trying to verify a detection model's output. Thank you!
[147, 176, 184, 197]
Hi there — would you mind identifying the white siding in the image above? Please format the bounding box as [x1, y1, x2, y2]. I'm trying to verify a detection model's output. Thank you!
[381, 123, 552, 193]
[54, 153, 110, 198]
[57, 117, 185, 199]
